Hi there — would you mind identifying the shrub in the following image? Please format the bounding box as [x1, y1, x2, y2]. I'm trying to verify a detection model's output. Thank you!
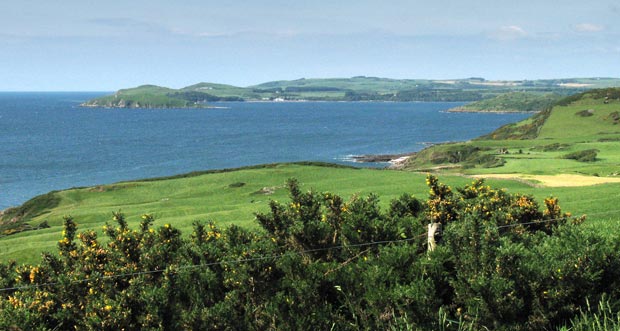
[562, 149, 599, 162]
[605, 111, 620, 125]
[531, 143, 571, 152]
[0, 176, 617, 331]
[575, 109, 595, 117]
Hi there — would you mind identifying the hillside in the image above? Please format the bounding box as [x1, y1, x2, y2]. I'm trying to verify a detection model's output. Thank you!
[80, 84, 244, 108]
[80, 76, 620, 108]
[447, 92, 561, 113]
[404, 88, 620, 181]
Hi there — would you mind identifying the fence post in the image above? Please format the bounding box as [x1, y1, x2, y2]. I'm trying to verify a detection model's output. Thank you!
[427, 222, 442, 252]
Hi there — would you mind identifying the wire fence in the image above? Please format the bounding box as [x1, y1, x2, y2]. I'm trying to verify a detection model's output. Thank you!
[1, 209, 619, 293]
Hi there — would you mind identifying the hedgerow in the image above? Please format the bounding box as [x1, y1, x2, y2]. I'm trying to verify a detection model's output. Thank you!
[0, 176, 618, 330]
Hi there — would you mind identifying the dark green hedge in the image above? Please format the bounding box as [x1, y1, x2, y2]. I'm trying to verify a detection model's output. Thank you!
[0, 176, 618, 331]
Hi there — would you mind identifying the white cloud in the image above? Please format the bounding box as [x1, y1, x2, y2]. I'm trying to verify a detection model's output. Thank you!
[488, 25, 528, 41]
[195, 29, 304, 39]
[573, 23, 604, 32]
[195, 31, 236, 38]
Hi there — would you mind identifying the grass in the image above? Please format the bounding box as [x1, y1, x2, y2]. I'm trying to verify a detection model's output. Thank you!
[406, 89, 620, 177]
[2, 162, 620, 264]
[559, 298, 620, 331]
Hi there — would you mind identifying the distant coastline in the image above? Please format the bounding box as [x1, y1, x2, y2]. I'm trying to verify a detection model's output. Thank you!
[446, 106, 537, 114]
[445, 92, 562, 114]
[79, 76, 614, 109]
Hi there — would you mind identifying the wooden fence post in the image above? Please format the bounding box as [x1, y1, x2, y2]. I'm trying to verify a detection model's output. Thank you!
[427, 222, 442, 252]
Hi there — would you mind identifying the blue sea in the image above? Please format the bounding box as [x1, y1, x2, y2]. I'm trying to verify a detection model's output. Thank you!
[0, 92, 531, 209]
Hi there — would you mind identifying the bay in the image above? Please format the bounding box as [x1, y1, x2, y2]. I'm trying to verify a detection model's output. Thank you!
[0, 92, 530, 209]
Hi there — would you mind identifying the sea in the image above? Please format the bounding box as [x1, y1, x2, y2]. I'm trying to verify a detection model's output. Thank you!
[0, 92, 531, 209]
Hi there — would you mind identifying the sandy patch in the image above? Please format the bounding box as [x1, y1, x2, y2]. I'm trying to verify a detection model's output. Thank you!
[558, 83, 593, 88]
[469, 81, 521, 87]
[470, 174, 620, 187]
[435, 80, 457, 84]
[435, 80, 521, 87]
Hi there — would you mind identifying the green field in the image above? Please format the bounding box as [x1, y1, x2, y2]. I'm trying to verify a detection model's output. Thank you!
[405, 88, 620, 177]
[2, 162, 620, 264]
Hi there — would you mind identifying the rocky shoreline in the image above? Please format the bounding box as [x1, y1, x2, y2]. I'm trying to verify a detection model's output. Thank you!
[350, 152, 414, 169]
[446, 106, 537, 113]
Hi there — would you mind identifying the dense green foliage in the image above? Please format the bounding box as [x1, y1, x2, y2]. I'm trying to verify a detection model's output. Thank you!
[449, 92, 561, 113]
[562, 149, 599, 162]
[478, 107, 553, 140]
[1, 176, 618, 330]
[431, 145, 505, 168]
[556, 88, 620, 107]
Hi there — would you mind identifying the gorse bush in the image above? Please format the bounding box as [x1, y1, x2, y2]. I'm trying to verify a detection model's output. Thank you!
[562, 149, 599, 162]
[0, 176, 618, 330]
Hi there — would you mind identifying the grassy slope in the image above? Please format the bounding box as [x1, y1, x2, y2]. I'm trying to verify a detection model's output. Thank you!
[180, 82, 259, 99]
[82, 85, 193, 108]
[405, 88, 620, 177]
[252, 77, 429, 93]
[2, 163, 620, 264]
[448, 92, 561, 112]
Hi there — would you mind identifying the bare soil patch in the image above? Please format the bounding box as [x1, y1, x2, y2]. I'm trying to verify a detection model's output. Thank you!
[470, 174, 620, 187]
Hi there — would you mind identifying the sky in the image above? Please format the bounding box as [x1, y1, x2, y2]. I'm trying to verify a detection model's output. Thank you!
[1, 0, 619, 91]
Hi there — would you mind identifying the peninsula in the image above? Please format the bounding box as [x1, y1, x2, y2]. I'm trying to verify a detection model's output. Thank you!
[81, 76, 620, 108]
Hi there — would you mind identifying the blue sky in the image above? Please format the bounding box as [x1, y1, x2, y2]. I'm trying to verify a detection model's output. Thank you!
[1, 0, 618, 91]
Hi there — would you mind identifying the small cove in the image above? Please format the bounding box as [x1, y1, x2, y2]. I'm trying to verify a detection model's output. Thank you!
[0, 93, 530, 208]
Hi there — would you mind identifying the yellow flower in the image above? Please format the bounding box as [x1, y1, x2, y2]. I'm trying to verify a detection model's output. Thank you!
[8, 296, 23, 308]
[29, 267, 39, 283]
